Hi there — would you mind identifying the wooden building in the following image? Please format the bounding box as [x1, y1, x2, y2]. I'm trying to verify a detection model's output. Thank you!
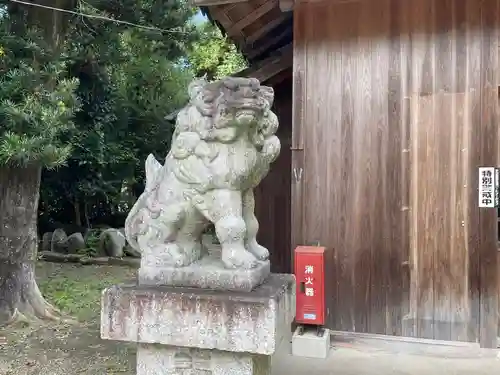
[193, 0, 500, 348]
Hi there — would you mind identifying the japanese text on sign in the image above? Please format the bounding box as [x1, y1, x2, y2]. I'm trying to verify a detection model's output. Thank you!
[304, 265, 315, 297]
[478, 167, 499, 208]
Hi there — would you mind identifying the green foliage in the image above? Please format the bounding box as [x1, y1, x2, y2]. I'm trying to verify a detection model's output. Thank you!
[187, 21, 247, 80]
[1, 1, 249, 230]
[79, 228, 103, 257]
[111, 29, 193, 160]
[0, 23, 80, 168]
[38, 1, 195, 227]
[72, 0, 198, 61]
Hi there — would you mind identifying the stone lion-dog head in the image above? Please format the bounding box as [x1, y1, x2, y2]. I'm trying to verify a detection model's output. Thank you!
[175, 76, 276, 146]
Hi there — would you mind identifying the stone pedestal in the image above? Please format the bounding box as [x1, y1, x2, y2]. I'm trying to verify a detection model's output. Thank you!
[101, 274, 295, 374]
[139, 243, 271, 292]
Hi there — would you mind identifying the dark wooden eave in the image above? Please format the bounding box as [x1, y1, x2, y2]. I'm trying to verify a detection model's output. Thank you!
[194, 0, 293, 67]
[233, 43, 292, 83]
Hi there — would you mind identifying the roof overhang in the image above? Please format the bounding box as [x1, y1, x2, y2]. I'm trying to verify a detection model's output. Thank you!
[191, 0, 326, 12]
[190, 0, 293, 69]
[192, 0, 251, 5]
[234, 43, 292, 84]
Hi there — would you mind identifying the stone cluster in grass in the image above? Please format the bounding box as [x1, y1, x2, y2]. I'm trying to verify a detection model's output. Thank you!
[38, 227, 141, 267]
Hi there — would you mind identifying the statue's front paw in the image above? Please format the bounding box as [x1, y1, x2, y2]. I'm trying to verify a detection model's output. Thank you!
[247, 241, 269, 261]
[157, 244, 195, 267]
[261, 136, 281, 163]
[222, 246, 258, 269]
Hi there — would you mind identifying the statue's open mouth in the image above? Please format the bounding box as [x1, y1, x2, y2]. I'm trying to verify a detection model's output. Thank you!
[235, 109, 258, 122]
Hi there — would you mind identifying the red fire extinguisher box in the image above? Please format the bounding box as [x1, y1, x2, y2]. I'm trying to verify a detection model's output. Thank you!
[294, 246, 326, 326]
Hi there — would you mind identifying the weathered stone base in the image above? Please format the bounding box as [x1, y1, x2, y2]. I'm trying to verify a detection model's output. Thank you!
[101, 274, 295, 354]
[101, 273, 294, 374]
[138, 258, 270, 292]
[137, 344, 271, 375]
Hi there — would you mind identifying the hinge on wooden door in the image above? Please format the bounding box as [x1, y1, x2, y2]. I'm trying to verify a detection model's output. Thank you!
[306, 240, 321, 246]
[293, 168, 303, 182]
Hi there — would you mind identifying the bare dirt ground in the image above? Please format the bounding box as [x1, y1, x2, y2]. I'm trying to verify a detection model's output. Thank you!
[0, 262, 137, 375]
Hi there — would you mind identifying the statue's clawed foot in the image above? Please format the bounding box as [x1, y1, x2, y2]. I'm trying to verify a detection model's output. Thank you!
[176, 240, 203, 266]
[161, 243, 196, 267]
[222, 245, 258, 269]
[247, 240, 269, 261]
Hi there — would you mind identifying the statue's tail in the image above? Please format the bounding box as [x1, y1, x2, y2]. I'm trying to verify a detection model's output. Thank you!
[124, 154, 163, 252]
[124, 202, 143, 252]
[144, 154, 163, 192]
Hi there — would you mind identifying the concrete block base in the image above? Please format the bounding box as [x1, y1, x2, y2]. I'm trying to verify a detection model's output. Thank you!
[137, 344, 272, 375]
[291, 326, 331, 359]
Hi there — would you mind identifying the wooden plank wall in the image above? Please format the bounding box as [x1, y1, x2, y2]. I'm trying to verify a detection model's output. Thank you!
[255, 78, 292, 274]
[293, 0, 499, 346]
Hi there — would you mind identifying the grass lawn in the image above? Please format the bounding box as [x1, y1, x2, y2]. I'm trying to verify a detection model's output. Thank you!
[0, 262, 137, 375]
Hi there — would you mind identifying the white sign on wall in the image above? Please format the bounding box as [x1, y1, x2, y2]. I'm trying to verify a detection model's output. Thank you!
[478, 167, 499, 208]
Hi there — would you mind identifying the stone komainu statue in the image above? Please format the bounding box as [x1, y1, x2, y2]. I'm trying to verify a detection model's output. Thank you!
[124, 76, 280, 270]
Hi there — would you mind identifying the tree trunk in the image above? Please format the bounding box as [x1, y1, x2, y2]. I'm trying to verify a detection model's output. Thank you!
[0, 164, 60, 325]
[74, 198, 82, 227]
[83, 200, 90, 229]
[26, 0, 77, 47]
